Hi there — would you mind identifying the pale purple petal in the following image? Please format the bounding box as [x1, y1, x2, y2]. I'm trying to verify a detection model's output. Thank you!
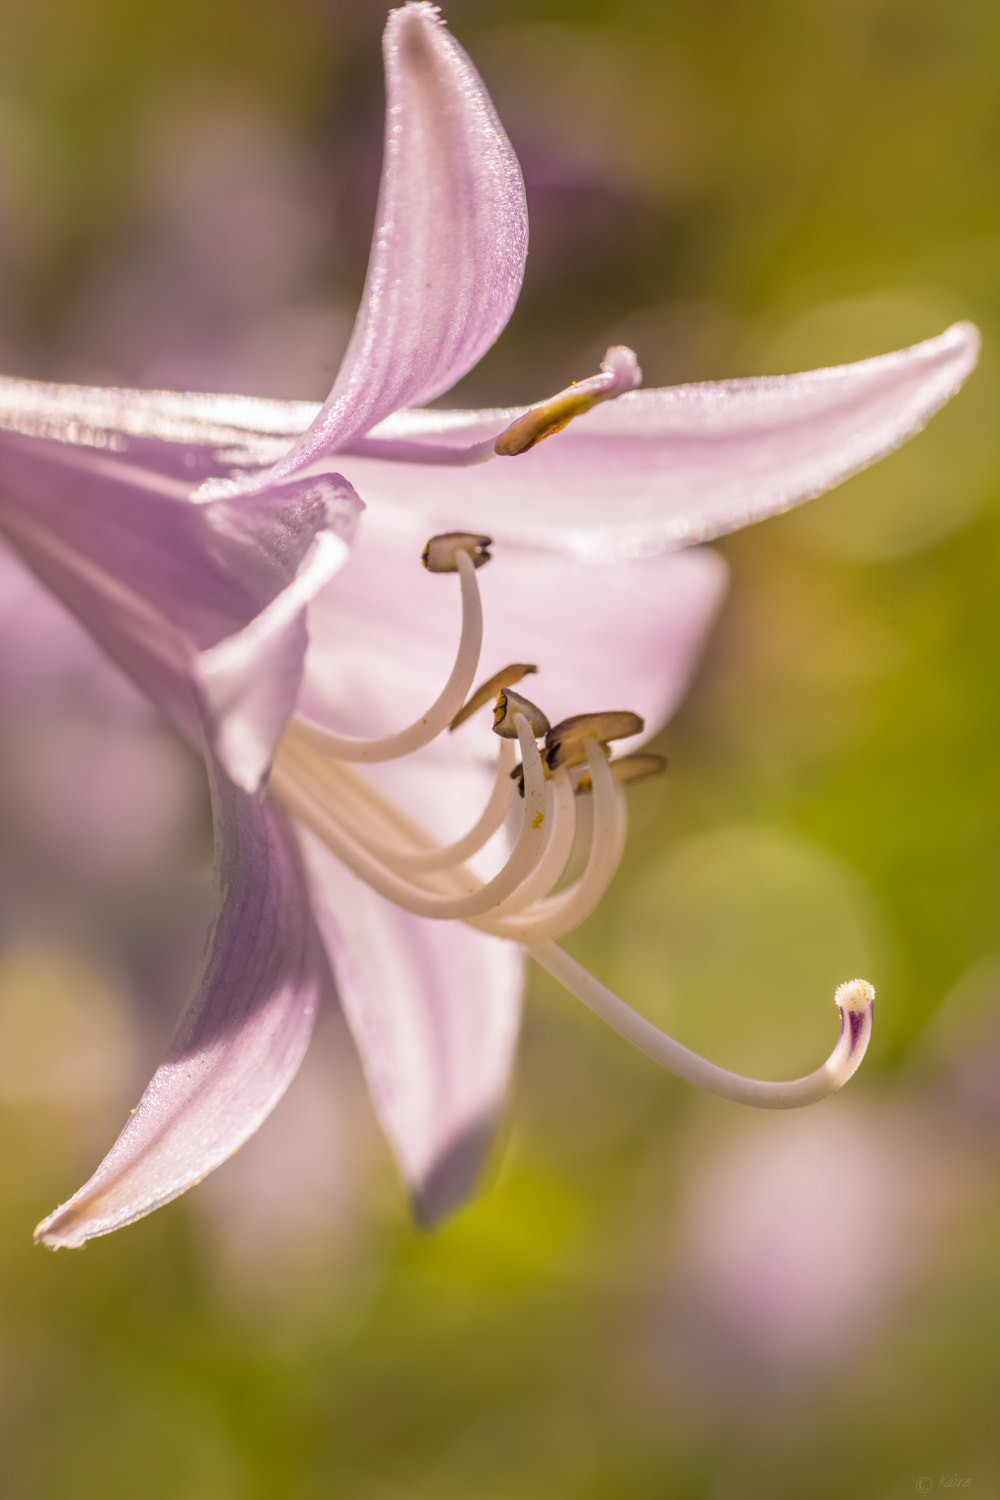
[0, 4, 526, 501]
[35, 764, 326, 1249]
[481, 541, 728, 738]
[0, 373, 312, 481]
[0, 429, 361, 788]
[259, 2, 528, 482]
[334, 323, 981, 559]
[298, 521, 729, 744]
[300, 826, 522, 1224]
[5, 321, 976, 570]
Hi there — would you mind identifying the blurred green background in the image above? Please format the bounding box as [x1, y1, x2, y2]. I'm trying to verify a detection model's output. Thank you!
[1, 0, 1000, 1495]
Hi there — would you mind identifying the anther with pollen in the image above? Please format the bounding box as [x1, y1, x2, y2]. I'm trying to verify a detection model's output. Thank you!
[545, 710, 644, 771]
[493, 346, 642, 456]
[421, 532, 492, 572]
[576, 752, 667, 793]
[492, 688, 551, 739]
[508, 715, 655, 797]
[450, 663, 538, 731]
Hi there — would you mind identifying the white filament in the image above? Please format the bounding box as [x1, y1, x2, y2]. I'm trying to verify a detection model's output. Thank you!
[526, 940, 874, 1107]
[289, 547, 482, 763]
[483, 767, 576, 918]
[267, 548, 873, 1111]
[271, 714, 550, 920]
[297, 735, 518, 875]
[482, 740, 627, 942]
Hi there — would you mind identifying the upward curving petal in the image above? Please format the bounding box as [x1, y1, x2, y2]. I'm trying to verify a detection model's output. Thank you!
[334, 323, 981, 560]
[35, 762, 327, 1249]
[256, 2, 528, 484]
[0, 429, 361, 788]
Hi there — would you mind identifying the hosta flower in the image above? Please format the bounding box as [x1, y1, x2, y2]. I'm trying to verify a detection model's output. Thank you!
[0, 3, 978, 1247]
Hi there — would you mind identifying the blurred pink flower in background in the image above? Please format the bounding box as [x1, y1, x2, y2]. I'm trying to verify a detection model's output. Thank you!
[62, 107, 351, 400]
[666, 1107, 965, 1390]
[0, 3, 979, 1249]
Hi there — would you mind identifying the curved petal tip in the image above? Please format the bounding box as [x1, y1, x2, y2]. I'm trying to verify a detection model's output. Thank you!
[262, 0, 527, 481]
[34, 785, 325, 1249]
[912, 318, 980, 392]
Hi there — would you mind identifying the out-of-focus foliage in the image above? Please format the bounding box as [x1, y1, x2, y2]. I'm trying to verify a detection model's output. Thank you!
[1, 0, 999, 1495]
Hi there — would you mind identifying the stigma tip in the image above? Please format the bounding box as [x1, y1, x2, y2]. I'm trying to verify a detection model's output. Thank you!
[834, 978, 875, 1013]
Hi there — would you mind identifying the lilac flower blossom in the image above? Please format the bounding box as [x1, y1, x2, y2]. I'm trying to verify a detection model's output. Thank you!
[0, 3, 979, 1247]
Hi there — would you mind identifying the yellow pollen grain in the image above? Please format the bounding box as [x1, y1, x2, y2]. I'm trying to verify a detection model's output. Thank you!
[494, 390, 602, 456]
[532, 810, 545, 829]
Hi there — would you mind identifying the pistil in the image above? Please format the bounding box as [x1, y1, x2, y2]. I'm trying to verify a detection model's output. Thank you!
[527, 946, 875, 1107]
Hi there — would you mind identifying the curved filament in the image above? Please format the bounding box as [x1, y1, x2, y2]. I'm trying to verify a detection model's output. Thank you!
[484, 740, 626, 941]
[527, 939, 874, 1109]
[289, 548, 483, 763]
[271, 713, 550, 919]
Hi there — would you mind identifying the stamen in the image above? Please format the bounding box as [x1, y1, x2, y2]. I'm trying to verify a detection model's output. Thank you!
[545, 710, 644, 771]
[493, 688, 551, 739]
[484, 738, 627, 942]
[494, 346, 642, 456]
[285, 542, 483, 764]
[320, 737, 519, 875]
[527, 941, 875, 1108]
[484, 767, 577, 918]
[265, 523, 873, 1115]
[272, 712, 552, 920]
[275, 733, 439, 856]
[450, 663, 538, 731]
[576, 751, 667, 793]
[421, 532, 492, 571]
